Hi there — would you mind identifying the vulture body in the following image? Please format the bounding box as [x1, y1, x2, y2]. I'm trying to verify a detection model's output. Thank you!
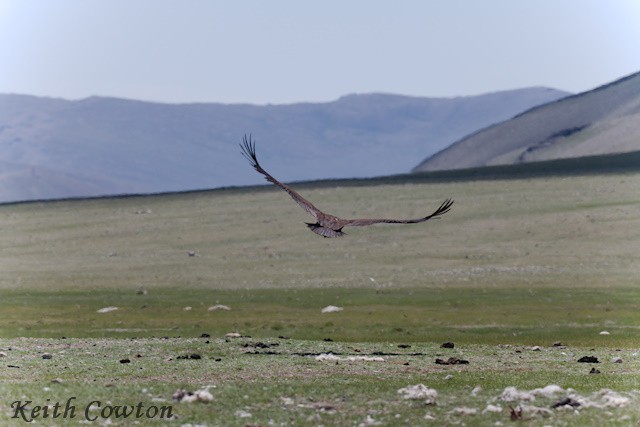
[241, 135, 453, 237]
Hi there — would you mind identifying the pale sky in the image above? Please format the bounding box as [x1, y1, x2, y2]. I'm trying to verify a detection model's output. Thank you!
[1, 0, 640, 104]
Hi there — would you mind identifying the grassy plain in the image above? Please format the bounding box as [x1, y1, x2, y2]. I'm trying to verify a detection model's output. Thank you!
[0, 171, 639, 425]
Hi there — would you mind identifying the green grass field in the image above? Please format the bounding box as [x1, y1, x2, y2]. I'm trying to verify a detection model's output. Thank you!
[1, 171, 639, 425]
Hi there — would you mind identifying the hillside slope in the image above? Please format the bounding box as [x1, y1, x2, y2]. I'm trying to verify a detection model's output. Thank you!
[0, 88, 567, 202]
[413, 71, 640, 172]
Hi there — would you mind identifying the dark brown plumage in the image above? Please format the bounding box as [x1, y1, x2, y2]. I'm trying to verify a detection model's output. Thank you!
[241, 135, 453, 237]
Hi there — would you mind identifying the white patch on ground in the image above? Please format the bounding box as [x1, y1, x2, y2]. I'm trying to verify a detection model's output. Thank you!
[208, 304, 230, 311]
[501, 384, 564, 402]
[280, 397, 294, 406]
[397, 384, 438, 404]
[449, 406, 477, 416]
[173, 387, 214, 403]
[482, 404, 502, 414]
[96, 306, 118, 313]
[498, 385, 635, 421]
[471, 386, 482, 396]
[501, 386, 535, 402]
[533, 385, 564, 398]
[521, 404, 553, 417]
[234, 409, 252, 418]
[572, 389, 631, 408]
[315, 353, 384, 362]
[599, 330, 610, 335]
[321, 305, 344, 313]
[358, 415, 382, 426]
[224, 332, 241, 338]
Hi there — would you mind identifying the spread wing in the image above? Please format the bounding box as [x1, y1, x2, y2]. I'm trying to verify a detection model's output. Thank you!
[241, 135, 322, 219]
[343, 198, 454, 227]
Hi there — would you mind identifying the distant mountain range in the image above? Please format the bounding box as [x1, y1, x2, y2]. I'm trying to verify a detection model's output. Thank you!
[413, 71, 640, 172]
[0, 87, 568, 203]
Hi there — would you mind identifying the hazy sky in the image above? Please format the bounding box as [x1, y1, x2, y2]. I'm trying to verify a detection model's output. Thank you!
[1, 0, 639, 104]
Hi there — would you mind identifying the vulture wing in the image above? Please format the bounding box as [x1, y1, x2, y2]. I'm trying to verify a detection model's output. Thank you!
[241, 135, 323, 219]
[343, 198, 454, 226]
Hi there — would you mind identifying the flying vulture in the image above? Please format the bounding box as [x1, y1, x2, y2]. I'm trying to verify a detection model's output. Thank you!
[241, 135, 453, 237]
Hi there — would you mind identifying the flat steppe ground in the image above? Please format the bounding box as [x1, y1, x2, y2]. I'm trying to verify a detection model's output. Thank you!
[0, 172, 639, 426]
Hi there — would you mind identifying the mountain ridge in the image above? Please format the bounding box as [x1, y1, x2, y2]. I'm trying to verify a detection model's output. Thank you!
[413, 70, 640, 172]
[0, 87, 568, 203]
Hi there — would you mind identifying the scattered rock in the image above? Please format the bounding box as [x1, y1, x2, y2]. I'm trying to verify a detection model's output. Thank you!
[42, 353, 53, 359]
[51, 378, 63, 384]
[242, 342, 279, 349]
[244, 350, 280, 355]
[208, 304, 231, 311]
[440, 342, 455, 349]
[435, 357, 469, 365]
[612, 357, 623, 363]
[225, 332, 242, 338]
[370, 351, 418, 356]
[321, 305, 343, 313]
[183, 306, 192, 311]
[96, 306, 118, 313]
[310, 401, 336, 411]
[119, 358, 131, 364]
[177, 354, 201, 360]
[0, 351, 6, 357]
[323, 338, 333, 342]
[172, 388, 214, 403]
[530, 346, 542, 351]
[577, 356, 600, 363]
[200, 333, 210, 338]
[135, 286, 147, 295]
[187, 251, 197, 257]
[551, 397, 581, 409]
[552, 342, 565, 347]
[589, 367, 601, 374]
[397, 384, 438, 404]
[398, 344, 411, 349]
